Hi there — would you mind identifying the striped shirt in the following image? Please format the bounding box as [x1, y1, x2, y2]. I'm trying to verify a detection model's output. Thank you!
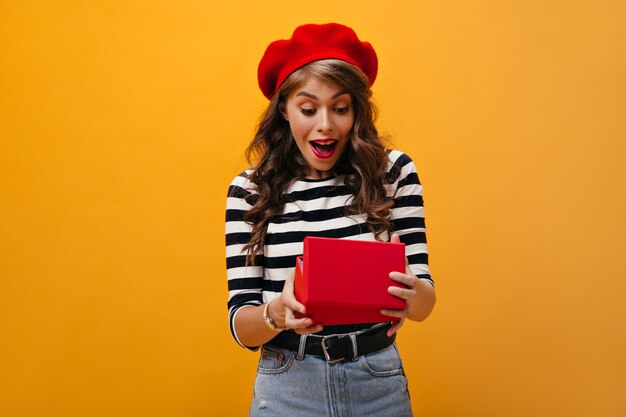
[225, 150, 433, 349]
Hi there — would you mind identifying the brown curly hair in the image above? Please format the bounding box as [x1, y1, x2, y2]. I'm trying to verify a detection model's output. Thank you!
[243, 59, 395, 265]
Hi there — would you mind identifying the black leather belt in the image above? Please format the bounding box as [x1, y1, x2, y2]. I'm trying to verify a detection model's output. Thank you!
[267, 323, 395, 364]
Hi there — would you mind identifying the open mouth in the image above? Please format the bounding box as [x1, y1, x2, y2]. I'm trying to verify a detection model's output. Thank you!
[310, 139, 338, 159]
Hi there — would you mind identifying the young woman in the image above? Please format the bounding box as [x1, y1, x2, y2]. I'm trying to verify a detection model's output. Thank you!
[225, 23, 436, 416]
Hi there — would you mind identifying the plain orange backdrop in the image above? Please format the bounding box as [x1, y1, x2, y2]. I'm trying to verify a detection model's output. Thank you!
[1, 1, 625, 416]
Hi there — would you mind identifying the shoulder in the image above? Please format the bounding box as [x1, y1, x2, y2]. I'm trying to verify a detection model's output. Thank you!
[226, 170, 259, 209]
[386, 149, 415, 169]
[227, 170, 258, 196]
[385, 149, 420, 185]
[228, 169, 255, 189]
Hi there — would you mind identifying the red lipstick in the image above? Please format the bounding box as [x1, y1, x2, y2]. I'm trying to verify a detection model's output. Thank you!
[309, 138, 338, 159]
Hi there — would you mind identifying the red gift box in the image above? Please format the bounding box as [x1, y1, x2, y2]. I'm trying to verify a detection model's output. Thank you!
[293, 236, 407, 325]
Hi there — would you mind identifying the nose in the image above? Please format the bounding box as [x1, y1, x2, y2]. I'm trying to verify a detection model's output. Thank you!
[316, 108, 333, 133]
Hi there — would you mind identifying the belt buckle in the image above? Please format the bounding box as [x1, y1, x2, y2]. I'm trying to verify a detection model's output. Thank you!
[321, 335, 345, 364]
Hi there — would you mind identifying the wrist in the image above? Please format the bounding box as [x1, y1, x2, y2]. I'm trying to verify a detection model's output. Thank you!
[263, 299, 286, 331]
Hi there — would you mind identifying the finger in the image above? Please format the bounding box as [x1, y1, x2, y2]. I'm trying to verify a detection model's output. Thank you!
[389, 272, 417, 288]
[387, 318, 404, 337]
[285, 315, 314, 329]
[390, 233, 401, 244]
[280, 286, 307, 315]
[295, 324, 324, 335]
[388, 286, 417, 301]
[282, 295, 307, 315]
[284, 304, 323, 332]
[380, 308, 408, 318]
[285, 306, 319, 329]
[281, 275, 308, 316]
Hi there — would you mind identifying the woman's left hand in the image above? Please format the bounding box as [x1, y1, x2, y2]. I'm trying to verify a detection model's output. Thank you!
[380, 233, 435, 337]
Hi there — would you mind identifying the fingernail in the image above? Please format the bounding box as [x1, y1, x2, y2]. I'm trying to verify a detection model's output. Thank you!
[304, 319, 312, 325]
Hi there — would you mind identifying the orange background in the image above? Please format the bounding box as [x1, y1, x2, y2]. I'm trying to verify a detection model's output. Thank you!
[1, 1, 625, 416]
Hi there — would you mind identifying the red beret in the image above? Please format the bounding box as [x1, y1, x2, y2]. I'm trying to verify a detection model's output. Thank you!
[257, 23, 378, 100]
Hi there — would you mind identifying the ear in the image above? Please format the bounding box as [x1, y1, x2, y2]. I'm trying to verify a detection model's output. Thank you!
[279, 102, 288, 121]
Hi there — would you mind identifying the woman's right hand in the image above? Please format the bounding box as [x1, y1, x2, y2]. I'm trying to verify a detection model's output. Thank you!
[270, 272, 323, 335]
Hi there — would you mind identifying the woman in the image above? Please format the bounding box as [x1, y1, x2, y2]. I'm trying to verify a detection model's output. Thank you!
[225, 23, 436, 416]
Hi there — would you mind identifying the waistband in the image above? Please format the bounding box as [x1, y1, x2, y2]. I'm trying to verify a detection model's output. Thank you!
[266, 323, 395, 364]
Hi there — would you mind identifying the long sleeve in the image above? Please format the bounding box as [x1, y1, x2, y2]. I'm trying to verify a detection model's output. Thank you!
[386, 150, 434, 287]
[225, 172, 264, 349]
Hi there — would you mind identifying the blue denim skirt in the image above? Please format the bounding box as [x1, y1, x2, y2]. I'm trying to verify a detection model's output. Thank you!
[250, 342, 413, 417]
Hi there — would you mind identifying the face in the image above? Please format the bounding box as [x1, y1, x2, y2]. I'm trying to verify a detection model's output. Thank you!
[282, 77, 354, 179]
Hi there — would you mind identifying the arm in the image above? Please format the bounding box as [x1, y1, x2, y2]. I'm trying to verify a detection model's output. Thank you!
[380, 152, 436, 335]
[233, 276, 323, 347]
[226, 174, 321, 350]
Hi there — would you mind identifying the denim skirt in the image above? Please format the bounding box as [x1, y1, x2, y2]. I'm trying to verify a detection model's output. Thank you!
[250, 342, 413, 417]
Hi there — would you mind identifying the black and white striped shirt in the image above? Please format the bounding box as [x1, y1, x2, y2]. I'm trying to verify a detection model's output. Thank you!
[225, 150, 433, 349]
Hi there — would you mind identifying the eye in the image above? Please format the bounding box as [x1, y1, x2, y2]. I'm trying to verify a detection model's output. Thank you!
[335, 106, 350, 115]
[300, 108, 317, 117]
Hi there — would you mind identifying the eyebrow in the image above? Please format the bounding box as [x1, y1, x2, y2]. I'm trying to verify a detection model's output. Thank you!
[295, 90, 350, 99]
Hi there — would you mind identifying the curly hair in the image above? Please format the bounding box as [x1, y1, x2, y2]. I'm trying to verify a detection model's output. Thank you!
[243, 59, 395, 265]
